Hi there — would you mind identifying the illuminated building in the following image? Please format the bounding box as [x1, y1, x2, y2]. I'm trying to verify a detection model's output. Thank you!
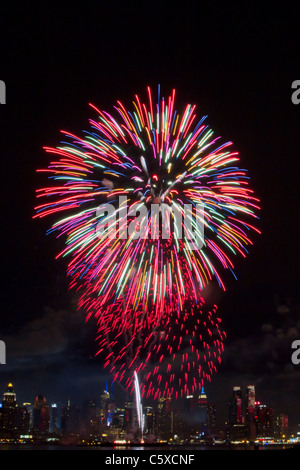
[157, 397, 173, 440]
[275, 412, 288, 439]
[245, 385, 256, 440]
[198, 387, 208, 428]
[2, 383, 16, 407]
[15, 406, 30, 436]
[172, 407, 183, 441]
[144, 406, 155, 436]
[100, 381, 114, 427]
[0, 384, 30, 438]
[32, 394, 50, 435]
[107, 400, 116, 428]
[245, 386, 255, 421]
[255, 402, 273, 438]
[124, 401, 136, 431]
[0, 383, 17, 436]
[61, 400, 80, 436]
[49, 404, 58, 434]
[100, 389, 110, 425]
[207, 403, 217, 432]
[83, 399, 100, 436]
[229, 386, 247, 440]
[111, 406, 125, 428]
[182, 390, 208, 438]
[228, 385, 258, 441]
[185, 394, 197, 413]
[23, 402, 33, 428]
[231, 386, 243, 423]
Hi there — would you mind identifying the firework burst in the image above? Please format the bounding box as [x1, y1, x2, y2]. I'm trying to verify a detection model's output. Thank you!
[93, 296, 225, 399]
[34, 86, 260, 321]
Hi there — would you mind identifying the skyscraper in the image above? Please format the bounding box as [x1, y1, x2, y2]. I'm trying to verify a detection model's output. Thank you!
[0, 383, 17, 437]
[0, 383, 30, 438]
[144, 406, 155, 436]
[231, 386, 243, 423]
[157, 397, 173, 440]
[245, 386, 255, 420]
[49, 403, 59, 434]
[61, 401, 80, 436]
[2, 382, 16, 407]
[229, 386, 247, 440]
[207, 403, 217, 434]
[245, 385, 256, 440]
[100, 381, 114, 427]
[23, 402, 33, 428]
[198, 387, 208, 428]
[32, 394, 50, 435]
[124, 400, 136, 433]
[277, 413, 288, 439]
[255, 402, 273, 438]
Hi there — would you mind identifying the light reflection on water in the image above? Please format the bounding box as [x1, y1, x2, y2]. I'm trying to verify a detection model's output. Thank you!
[0, 443, 291, 450]
[0, 444, 208, 451]
[0, 444, 283, 454]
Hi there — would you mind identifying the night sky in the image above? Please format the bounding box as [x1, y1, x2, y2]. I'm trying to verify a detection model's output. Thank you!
[0, 2, 299, 425]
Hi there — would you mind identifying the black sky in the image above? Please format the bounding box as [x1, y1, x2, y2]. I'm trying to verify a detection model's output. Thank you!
[0, 2, 299, 424]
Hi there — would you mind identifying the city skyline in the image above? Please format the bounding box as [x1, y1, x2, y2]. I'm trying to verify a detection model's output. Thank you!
[0, 379, 298, 449]
[1, 293, 299, 426]
[0, 378, 293, 432]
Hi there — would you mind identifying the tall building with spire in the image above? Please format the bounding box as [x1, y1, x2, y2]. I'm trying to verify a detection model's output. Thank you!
[0, 383, 30, 438]
[100, 380, 114, 427]
[0, 383, 17, 436]
[2, 383, 16, 407]
[182, 388, 210, 438]
[198, 387, 208, 427]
